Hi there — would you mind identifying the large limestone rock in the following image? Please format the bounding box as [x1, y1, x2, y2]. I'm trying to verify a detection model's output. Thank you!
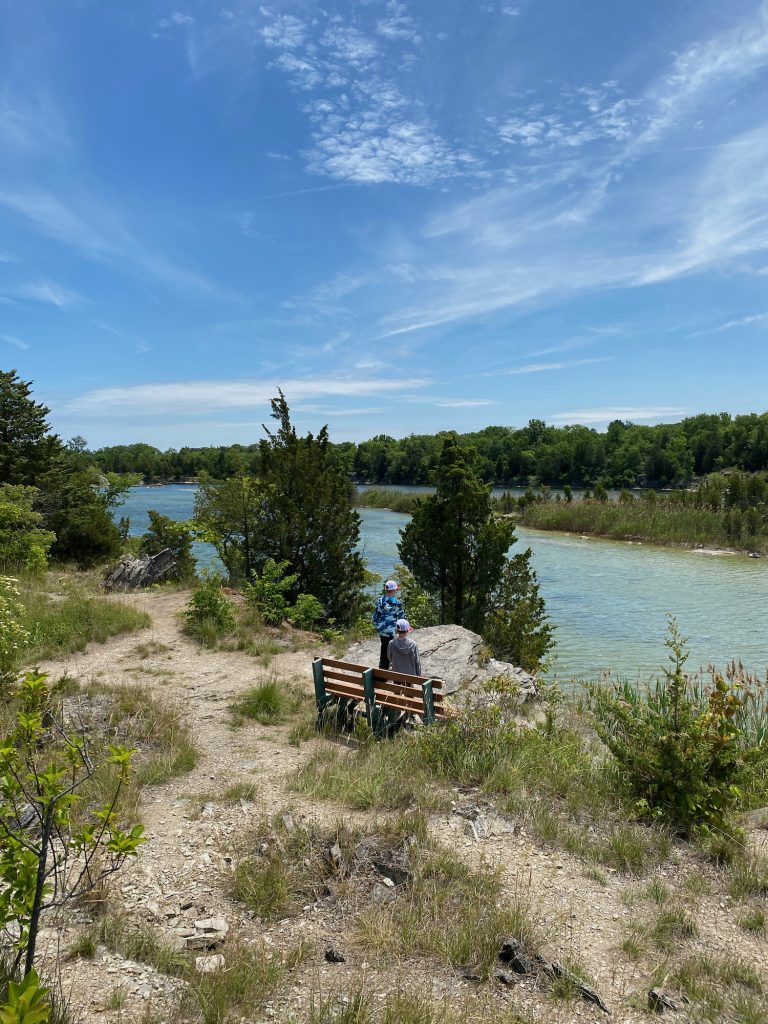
[345, 624, 536, 700]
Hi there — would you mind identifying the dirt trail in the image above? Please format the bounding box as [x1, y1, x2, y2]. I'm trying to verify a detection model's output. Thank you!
[32, 590, 767, 1024]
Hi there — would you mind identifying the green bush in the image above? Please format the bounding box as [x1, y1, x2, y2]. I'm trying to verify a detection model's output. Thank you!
[587, 617, 751, 836]
[139, 510, 196, 581]
[243, 559, 297, 626]
[229, 678, 304, 725]
[0, 486, 54, 576]
[289, 593, 324, 630]
[183, 574, 235, 642]
[0, 578, 30, 689]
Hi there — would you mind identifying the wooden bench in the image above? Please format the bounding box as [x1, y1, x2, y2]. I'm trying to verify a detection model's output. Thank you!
[311, 657, 447, 738]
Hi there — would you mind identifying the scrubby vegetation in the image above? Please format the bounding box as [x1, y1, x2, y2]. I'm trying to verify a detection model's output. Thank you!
[229, 812, 539, 980]
[183, 573, 237, 645]
[516, 471, 768, 552]
[297, 623, 768, 876]
[229, 677, 307, 726]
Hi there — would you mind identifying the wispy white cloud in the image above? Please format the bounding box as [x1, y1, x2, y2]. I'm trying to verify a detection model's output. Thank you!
[495, 83, 637, 152]
[67, 376, 430, 416]
[94, 320, 122, 336]
[0, 89, 70, 156]
[376, 1, 422, 44]
[360, 6, 768, 342]
[550, 407, 686, 424]
[11, 280, 84, 309]
[0, 188, 239, 300]
[434, 399, 496, 407]
[636, 4, 768, 148]
[2, 333, 29, 350]
[501, 357, 607, 375]
[706, 311, 768, 333]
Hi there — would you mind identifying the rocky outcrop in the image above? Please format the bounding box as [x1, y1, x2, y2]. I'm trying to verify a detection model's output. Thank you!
[345, 623, 536, 700]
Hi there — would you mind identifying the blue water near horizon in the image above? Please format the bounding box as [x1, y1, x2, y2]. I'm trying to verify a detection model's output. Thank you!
[116, 484, 768, 682]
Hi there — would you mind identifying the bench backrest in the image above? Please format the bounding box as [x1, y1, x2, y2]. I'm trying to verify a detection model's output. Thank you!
[312, 657, 447, 726]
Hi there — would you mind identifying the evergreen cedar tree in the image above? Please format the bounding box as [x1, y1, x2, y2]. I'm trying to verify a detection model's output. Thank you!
[0, 370, 60, 485]
[195, 391, 366, 625]
[0, 369, 124, 565]
[399, 432, 554, 672]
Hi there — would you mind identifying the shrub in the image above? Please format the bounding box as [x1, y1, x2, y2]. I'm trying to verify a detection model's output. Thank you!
[289, 593, 324, 630]
[243, 559, 297, 626]
[0, 577, 30, 689]
[139, 510, 196, 581]
[587, 617, 751, 836]
[183, 574, 235, 642]
[229, 678, 304, 725]
[0, 672, 144, 978]
[0, 485, 54, 575]
[393, 563, 439, 628]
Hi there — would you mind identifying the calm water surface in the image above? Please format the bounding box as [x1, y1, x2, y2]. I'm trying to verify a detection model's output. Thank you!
[117, 485, 768, 682]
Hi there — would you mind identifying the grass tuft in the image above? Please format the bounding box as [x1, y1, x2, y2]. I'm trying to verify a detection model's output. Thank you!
[229, 677, 306, 726]
[19, 583, 150, 663]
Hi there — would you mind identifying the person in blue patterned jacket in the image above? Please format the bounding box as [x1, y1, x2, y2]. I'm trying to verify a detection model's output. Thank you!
[371, 579, 404, 669]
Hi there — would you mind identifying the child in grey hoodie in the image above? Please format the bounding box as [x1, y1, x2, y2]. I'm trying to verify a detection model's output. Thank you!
[387, 619, 422, 676]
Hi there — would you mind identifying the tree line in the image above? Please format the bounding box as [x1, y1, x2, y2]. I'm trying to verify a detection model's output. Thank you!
[92, 411, 768, 488]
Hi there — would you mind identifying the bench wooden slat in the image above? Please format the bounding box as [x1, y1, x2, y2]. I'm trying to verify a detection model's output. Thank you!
[323, 668, 367, 684]
[322, 656, 369, 672]
[373, 668, 444, 690]
[376, 692, 449, 717]
[371, 678, 444, 703]
[323, 680, 366, 700]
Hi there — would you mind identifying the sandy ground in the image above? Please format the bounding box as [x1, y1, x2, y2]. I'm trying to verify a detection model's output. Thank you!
[29, 589, 768, 1024]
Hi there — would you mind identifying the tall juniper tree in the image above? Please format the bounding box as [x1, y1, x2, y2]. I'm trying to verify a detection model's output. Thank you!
[399, 432, 554, 671]
[255, 391, 366, 624]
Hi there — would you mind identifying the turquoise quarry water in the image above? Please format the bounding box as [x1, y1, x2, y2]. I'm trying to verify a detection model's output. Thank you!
[116, 485, 768, 683]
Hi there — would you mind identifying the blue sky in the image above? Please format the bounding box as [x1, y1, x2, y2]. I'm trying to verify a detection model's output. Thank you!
[1, 0, 767, 448]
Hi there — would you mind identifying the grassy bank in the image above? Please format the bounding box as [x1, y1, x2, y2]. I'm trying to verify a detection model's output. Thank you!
[16, 573, 150, 667]
[518, 497, 768, 553]
[354, 487, 426, 514]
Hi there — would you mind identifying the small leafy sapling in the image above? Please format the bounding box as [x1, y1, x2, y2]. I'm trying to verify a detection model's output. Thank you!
[0, 969, 50, 1024]
[244, 559, 298, 626]
[0, 671, 144, 980]
[0, 578, 30, 691]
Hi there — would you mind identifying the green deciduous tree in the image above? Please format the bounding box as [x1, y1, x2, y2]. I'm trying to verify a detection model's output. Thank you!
[0, 578, 30, 690]
[197, 394, 365, 624]
[194, 472, 262, 581]
[34, 467, 123, 567]
[0, 487, 54, 575]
